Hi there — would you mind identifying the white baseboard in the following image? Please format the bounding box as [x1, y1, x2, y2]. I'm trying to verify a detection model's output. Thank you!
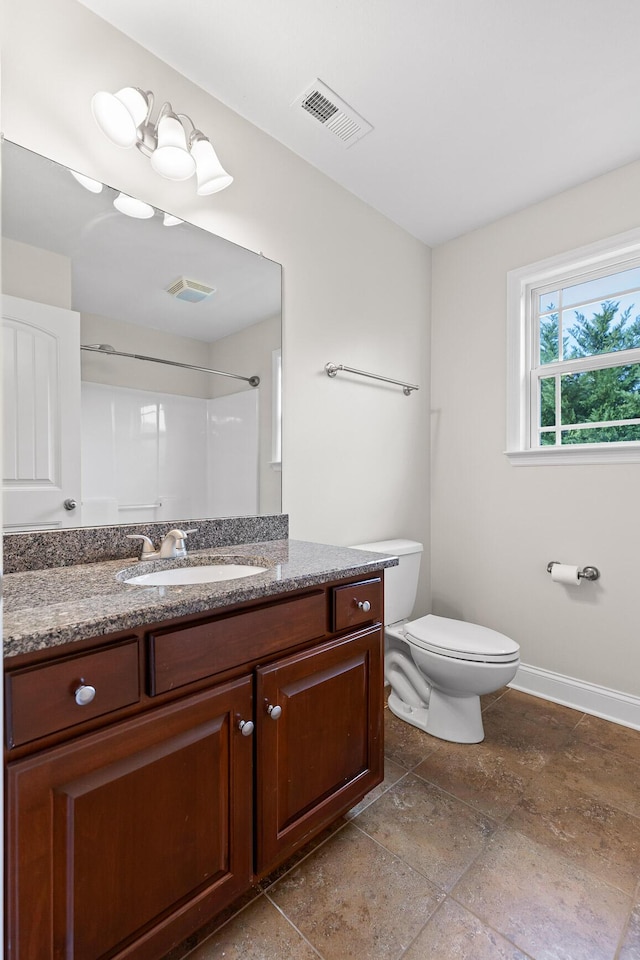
[509, 662, 640, 731]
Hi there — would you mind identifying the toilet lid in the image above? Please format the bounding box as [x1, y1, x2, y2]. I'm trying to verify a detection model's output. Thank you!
[405, 614, 520, 663]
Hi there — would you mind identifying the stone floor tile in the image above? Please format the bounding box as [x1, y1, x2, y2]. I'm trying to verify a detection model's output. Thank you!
[543, 736, 640, 819]
[402, 897, 531, 960]
[485, 688, 584, 732]
[481, 705, 576, 764]
[618, 901, 640, 960]
[572, 714, 640, 766]
[268, 822, 443, 960]
[345, 757, 407, 819]
[505, 774, 640, 894]
[414, 738, 535, 822]
[257, 819, 346, 892]
[355, 773, 496, 891]
[452, 827, 631, 960]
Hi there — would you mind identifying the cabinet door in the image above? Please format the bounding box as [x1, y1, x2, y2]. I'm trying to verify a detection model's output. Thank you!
[6, 677, 253, 960]
[255, 626, 383, 876]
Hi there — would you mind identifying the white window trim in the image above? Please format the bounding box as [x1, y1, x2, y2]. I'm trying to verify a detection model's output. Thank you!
[506, 227, 640, 466]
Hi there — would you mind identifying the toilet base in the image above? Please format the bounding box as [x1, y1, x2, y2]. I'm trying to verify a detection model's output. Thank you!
[387, 687, 485, 744]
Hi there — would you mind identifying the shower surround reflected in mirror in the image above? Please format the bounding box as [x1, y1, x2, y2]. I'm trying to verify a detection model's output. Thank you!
[1, 140, 282, 532]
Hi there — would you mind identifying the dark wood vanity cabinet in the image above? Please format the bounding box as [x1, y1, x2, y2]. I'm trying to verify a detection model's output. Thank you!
[256, 626, 382, 877]
[6, 678, 254, 960]
[4, 574, 384, 960]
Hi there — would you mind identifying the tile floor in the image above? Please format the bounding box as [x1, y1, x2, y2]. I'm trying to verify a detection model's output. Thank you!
[170, 688, 640, 960]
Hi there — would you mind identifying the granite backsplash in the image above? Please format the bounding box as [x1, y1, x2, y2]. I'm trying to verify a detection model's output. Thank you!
[3, 515, 289, 574]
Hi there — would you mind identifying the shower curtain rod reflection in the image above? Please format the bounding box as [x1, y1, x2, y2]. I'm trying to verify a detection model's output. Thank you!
[81, 343, 260, 387]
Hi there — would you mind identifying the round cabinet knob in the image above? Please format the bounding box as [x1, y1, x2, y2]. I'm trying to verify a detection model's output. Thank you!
[74, 683, 96, 706]
[238, 719, 254, 737]
[357, 600, 371, 613]
[267, 704, 282, 720]
[63, 498, 78, 511]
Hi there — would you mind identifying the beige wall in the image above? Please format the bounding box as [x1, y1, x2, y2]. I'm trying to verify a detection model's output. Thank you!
[1, 0, 431, 604]
[431, 161, 640, 698]
[2, 238, 72, 309]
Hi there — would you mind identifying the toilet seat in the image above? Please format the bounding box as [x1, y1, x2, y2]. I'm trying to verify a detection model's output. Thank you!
[405, 614, 519, 664]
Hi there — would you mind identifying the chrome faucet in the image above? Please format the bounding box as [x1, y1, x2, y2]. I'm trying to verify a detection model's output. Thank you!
[159, 528, 193, 559]
[127, 528, 196, 561]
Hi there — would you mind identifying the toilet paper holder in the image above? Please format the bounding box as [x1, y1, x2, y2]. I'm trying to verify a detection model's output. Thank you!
[546, 561, 600, 581]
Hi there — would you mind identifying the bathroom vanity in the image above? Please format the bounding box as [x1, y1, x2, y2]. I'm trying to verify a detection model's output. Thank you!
[3, 536, 395, 960]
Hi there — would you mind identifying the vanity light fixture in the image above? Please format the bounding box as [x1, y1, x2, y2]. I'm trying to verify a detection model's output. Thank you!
[91, 86, 233, 195]
[69, 169, 104, 193]
[68, 168, 183, 225]
[112, 192, 155, 219]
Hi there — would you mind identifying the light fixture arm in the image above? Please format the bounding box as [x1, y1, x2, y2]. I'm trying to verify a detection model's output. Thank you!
[177, 113, 198, 137]
[134, 102, 198, 156]
[133, 91, 160, 157]
[188, 127, 209, 149]
[142, 90, 155, 123]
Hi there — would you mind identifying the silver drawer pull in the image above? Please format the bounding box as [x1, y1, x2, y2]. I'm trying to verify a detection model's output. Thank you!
[357, 600, 371, 613]
[267, 704, 282, 720]
[74, 683, 96, 706]
[238, 719, 254, 736]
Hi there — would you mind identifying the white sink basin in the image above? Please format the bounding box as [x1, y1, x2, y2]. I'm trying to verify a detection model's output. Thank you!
[124, 564, 268, 586]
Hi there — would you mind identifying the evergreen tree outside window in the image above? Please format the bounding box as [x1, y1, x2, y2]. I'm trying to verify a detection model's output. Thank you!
[506, 230, 640, 464]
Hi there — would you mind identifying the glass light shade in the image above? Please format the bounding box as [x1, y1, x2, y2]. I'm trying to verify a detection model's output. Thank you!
[91, 87, 149, 148]
[163, 213, 183, 226]
[113, 193, 155, 219]
[69, 170, 104, 193]
[150, 114, 196, 181]
[191, 137, 233, 195]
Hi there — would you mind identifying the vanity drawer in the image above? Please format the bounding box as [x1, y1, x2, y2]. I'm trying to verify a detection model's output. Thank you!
[5, 639, 140, 748]
[149, 591, 327, 695]
[333, 578, 383, 632]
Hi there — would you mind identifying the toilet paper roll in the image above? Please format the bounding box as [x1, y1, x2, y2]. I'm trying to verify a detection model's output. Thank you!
[550, 563, 581, 586]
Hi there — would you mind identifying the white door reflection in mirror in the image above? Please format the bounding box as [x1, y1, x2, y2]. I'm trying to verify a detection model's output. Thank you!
[2, 296, 81, 530]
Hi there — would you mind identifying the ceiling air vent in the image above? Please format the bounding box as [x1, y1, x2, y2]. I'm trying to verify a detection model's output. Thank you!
[165, 277, 216, 303]
[295, 80, 373, 147]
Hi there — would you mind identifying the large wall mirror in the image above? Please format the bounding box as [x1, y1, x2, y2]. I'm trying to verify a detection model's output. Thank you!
[1, 140, 282, 532]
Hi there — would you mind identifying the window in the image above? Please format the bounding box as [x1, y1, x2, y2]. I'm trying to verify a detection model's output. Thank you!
[506, 229, 640, 464]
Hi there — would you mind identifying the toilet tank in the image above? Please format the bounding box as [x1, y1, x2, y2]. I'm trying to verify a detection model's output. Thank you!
[351, 539, 423, 626]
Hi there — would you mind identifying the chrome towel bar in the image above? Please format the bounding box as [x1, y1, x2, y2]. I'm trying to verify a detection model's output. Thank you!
[325, 362, 419, 395]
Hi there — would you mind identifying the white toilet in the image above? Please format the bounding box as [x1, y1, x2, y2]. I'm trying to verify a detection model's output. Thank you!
[353, 539, 520, 744]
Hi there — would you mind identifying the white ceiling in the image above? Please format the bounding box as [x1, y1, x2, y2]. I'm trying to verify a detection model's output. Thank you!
[79, 0, 640, 247]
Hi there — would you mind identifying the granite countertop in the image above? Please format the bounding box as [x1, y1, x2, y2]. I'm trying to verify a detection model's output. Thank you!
[3, 539, 397, 658]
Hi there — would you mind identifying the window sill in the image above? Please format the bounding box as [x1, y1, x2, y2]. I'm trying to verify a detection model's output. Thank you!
[505, 444, 640, 466]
